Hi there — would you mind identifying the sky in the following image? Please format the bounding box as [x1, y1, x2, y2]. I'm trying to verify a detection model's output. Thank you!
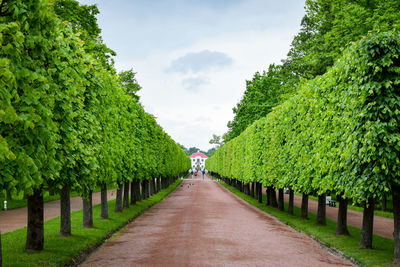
[78, 0, 306, 151]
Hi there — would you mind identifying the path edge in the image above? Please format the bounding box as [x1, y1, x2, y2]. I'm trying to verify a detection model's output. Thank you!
[61, 179, 183, 267]
[213, 179, 362, 267]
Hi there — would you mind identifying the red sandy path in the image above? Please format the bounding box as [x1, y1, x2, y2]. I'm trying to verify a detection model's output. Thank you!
[285, 193, 393, 239]
[0, 190, 117, 233]
[82, 176, 353, 266]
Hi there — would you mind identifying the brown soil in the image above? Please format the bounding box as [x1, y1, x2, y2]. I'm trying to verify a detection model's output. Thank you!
[81, 176, 353, 266]
[0, 190, 116, 233]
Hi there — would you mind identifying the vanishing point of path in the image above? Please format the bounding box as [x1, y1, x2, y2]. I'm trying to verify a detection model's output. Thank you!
[82, 176, 353, 266]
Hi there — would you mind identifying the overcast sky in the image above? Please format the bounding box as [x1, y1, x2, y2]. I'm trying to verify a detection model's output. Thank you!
[78, 0, 306, 151]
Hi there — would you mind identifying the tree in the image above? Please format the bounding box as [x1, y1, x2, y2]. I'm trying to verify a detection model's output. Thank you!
[118, 69, 141, 102]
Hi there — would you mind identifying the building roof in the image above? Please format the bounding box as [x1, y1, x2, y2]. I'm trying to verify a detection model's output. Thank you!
[189, 152, 208, 158]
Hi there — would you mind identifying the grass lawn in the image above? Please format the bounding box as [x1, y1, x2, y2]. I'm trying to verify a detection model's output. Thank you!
[2, 179, 181, 267]
[218, 180, 394, 267]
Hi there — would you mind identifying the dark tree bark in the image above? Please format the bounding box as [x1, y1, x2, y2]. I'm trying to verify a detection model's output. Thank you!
[288, 189, 294, 215]
[251, 182, 255, 198]
[257, 182, 262, 203]
[115, 182, 123, 212]
[382, 195, 387, 212]
[83, 191, 93, 228]
[360, 198, 374, 249]
[149, 179, 154, 196]
[393, 190, 400, 263]
[158, 178, 161, 192]
[6, 190, 11, 200]
[101, 183, 108, 219]
[26, 188, 44, 251]
[336, 194, 350, 235]
[143, 180, 149, 199]
[300, 193, 309, 219]
[316, 194, 326, 226]
[130, 182, 136, 205]
[60, 185, 71, 236]
[255, 182, 259, 200]
[278, 189, 284, 211]
[266, 187, 271, 206]
[244, 183, 250, 195]
[123, 181, 129, 209]
[270, 187, 278, 208]
[135, 180, 142, 201]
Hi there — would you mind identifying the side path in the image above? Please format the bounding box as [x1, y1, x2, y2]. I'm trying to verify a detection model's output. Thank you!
[82, 175, 353, 266]
[0, 190, 117, 233]
[284, 193, 393, 239]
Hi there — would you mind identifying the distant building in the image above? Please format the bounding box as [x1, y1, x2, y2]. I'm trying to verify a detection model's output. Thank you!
[190, 151, 208, 171]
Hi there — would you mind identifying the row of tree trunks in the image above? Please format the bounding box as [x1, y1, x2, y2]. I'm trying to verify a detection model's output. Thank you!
[251, 182, 255, 198]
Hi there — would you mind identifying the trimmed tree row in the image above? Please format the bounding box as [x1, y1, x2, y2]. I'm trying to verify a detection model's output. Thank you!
[206, 32, 400, 263]
[0, 0, 191, 263]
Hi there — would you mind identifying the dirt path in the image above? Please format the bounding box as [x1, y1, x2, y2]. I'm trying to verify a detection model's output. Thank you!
[0, 190, 117, 233]
[82, 176, 353, 266]
[286, 194, 393, 239]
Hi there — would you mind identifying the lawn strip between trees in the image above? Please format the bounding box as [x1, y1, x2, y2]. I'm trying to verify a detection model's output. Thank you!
[218, 180, 393, 267]
[2, 179, 182, 267]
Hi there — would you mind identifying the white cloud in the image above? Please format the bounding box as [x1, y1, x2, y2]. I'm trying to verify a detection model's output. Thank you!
[78, 0, 306, 150]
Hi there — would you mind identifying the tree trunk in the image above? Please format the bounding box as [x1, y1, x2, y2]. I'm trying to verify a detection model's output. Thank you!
[135, 180, 141, 202]
[130, 182, 136, 205]
[270, 187, 278, 208]
[158, 178, 161, 192]
[257, 182, 262, 203]
[245, 183, 250, 195]
[360, 198, 374, 249]
[393, 190, 400, 263]
[101, 183, 108, 219]
[251, 182, 255, 198]
[83, 191, 93, 228]
[6, 190, 11, 200]
[26, 188, 44, 251]
[149, 179, 154, 196]
[336, 194, 350, 235]
[316, 194, 326, 226]
[278, 189, 284, 211]
[266, 187, 271, 205]
[115, 182, 123, 212]
[60, 185, 71, 236]
[288, 189, 294, 215]
[382, 195, 387, 212]
[301, 193, 309, 219]
[123, 181, 129, 209]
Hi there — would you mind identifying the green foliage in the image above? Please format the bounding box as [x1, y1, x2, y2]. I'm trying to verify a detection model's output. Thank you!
[2, 179, 182, 267]
[207, 32, 400, 203]
[118, 69, 141, 102]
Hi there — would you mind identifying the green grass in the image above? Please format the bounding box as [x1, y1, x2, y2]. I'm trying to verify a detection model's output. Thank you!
[219, 180, 394, 267]
[2, 179, 182, 267]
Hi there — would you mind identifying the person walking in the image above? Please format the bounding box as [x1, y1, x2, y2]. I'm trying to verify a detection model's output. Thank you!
[202, 169, 205, 180]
